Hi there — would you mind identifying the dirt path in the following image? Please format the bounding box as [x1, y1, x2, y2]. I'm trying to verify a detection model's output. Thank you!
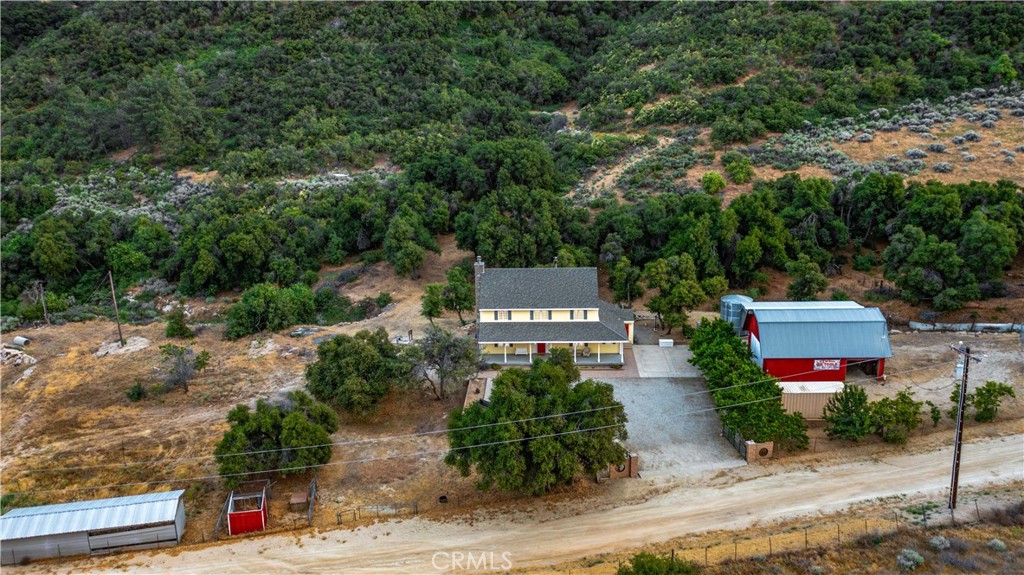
[29, 435, 1022, 574]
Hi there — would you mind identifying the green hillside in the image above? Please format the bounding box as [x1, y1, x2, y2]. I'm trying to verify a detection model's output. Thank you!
[1, 1, 1022, 328]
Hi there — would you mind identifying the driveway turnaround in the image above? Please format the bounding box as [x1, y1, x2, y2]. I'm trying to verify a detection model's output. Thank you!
[633, 344, 701, 378]
[597, 377, 745, 478]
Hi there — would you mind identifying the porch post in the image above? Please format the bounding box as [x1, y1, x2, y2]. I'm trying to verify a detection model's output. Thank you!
[619, 342, 623, 363]
[529, 344, 532, 363]
[504, 345, 507, 363]
[573, 343, 577, 363]
[597, 344, 601, 363]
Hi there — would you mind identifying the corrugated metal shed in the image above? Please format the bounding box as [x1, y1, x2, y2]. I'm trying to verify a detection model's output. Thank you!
[0, 490, 185, 541]
[778, 381, 845, 394]
[754, 307, 892, 359]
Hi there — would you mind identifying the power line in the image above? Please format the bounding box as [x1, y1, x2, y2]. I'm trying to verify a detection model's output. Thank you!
[4, 393, 796, 497]
[7, 357, 910, 477]
[1, 362, 950, 498]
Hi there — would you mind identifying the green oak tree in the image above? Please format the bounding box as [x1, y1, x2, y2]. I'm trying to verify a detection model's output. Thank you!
[446, 350, 627, 495]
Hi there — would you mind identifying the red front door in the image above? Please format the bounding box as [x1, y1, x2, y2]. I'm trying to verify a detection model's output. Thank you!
[537, 343, 547, 354]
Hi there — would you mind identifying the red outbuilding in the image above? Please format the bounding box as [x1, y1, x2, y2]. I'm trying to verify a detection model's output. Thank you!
[225, 481, 270, 536]
[731, 300, 892, 382]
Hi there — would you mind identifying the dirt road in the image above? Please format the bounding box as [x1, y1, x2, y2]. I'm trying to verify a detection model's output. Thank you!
[29, 435, 1021, 574]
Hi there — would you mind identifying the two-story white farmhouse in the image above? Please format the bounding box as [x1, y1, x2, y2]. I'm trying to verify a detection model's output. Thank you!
[473, 258, 634, 365]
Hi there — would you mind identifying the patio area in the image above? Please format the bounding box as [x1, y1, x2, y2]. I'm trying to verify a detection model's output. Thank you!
[480, 352, 625, 367]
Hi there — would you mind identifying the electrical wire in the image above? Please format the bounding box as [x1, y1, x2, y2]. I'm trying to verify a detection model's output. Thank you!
[2, 361, 953, 497]
[7, 357, 909, 476]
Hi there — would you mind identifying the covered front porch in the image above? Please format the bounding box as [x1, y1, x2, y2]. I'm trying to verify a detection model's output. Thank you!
[479, 342, 625, 367]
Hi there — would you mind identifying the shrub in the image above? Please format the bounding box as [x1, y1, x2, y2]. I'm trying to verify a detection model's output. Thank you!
[896, 548, 924, 570]
[125, 381, 147, 402]
[225, 283, 315, 339]
[939, 551, 979, 571]
[164, 307, 193, 338]
[701, 171, 728, 194]
[721, 150, 754, 183]
[962, 131, 981, 142]
[306, 328, 409, 416]
[962, 154, 977, 162]
[856, 133, 874, 143]
[951, 136, 966, 145]
[929, 535, 950, 551]
[972, 381, 1015, 422]
[905, 148, 928, 159]
[927, 143, 947, 153]
[987, 538, 1007, 552]
[823, 385, 874, 441]
[615, 552, 701, 575]
[852, 254, 877, 271]
[375, 291, 393, 308]
[932, 162, 953, 173]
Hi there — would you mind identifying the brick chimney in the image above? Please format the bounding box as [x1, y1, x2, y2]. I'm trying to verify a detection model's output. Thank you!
[473, 256, 485, 326]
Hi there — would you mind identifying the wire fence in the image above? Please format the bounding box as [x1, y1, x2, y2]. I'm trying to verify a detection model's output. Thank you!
[667, 497, 1009, 567]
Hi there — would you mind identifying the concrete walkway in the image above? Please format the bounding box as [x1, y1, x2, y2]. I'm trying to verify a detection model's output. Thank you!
[632, 345, 701, 378]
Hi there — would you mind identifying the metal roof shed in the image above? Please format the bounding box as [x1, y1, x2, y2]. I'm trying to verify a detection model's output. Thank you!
[0, 490, 186, 565]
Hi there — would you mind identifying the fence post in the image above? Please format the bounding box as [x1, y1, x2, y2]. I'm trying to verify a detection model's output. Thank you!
[975, 500, 981, 522]
[895, 511, 899, 531]
[836, 524, 840, 545]
[337, 511, 342, 526]
[864, 518, 868, 534]
[804, 528, 808, 549]
[671, 549, 674, 561]
[734, 541, 737, 560]
[769, 537, 772, 556]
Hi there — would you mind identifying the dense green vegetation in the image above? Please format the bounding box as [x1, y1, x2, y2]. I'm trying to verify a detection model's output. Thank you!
[2, 2, 1022, 329]
[214, 390, 338, 488]
[688, 319, 808, 449]
[578, 2, 1024, 141]
[446, 350, 628, 495]
[823, 385, 926, 445]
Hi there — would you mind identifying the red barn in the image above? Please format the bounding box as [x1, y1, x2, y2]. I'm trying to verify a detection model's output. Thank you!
[741, 304, 892, 382]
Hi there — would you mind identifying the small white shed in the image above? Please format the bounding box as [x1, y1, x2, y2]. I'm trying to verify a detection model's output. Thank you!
[0, 490, 186, 565]
[778, 381, 844, 420]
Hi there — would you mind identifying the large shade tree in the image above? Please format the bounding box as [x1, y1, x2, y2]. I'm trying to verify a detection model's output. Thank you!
[214, 391, 338, 488]
[446, 350, 628, 495]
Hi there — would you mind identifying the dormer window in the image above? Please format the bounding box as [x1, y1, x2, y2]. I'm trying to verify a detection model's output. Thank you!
[495, 310, 511, 321]
[530, 310, 548, 320]
[569, 309, 588, 320]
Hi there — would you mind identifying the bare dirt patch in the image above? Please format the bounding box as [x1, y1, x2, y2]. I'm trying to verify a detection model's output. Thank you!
[833, 111, 1024, 185]
[176, 168, 221, 183]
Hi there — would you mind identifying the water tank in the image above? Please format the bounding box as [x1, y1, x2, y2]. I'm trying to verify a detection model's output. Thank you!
[720, 295, 753, 334]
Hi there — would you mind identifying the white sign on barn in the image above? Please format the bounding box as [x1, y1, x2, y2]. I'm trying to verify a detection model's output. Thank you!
[813, 359, 841, 371]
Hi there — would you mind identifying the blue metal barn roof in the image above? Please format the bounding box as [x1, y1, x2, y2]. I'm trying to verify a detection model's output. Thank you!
[753, 307, 893, 359]
[0, 490, 185, 540]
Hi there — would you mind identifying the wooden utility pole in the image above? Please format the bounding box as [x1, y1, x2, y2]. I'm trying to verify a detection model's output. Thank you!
[949, 342, 978, 509]
[108, 270, 125, 347]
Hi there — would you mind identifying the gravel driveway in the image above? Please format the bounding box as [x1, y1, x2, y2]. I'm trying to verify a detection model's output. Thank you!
[594, 376, 746, 478]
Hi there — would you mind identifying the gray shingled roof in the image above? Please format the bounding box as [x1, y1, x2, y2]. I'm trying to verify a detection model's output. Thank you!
[478, 320, 627, 344]
[1, 490, 185, 540]
[477, 267, 599, 310]
[754, 308, 892, 359]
